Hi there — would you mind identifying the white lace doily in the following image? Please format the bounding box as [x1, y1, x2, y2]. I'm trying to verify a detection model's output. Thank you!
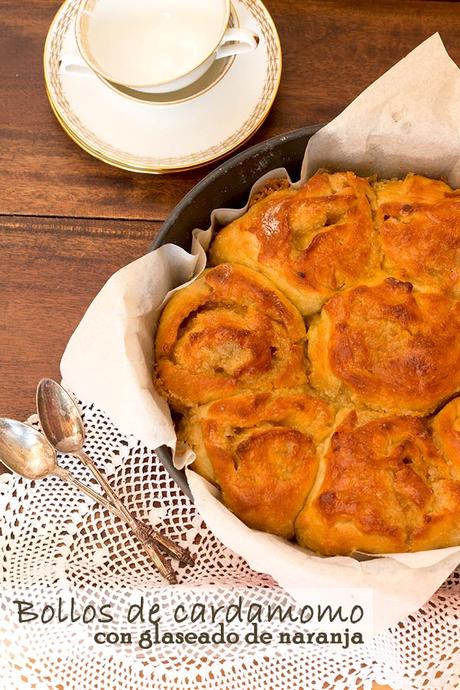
[0, 396, 459, 690]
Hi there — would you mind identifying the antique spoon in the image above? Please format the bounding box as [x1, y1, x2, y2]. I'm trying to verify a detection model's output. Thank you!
[36, 378, 193, 566]
[0, 418, 177, 584]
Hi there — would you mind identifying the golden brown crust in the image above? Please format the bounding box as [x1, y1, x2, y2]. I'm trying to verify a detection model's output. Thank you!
[375, 174, 460, 296]
[210, 171, 379, 315]
[249, 178, 292, 207]
[181, 389, 336, 538]
[295, 406, 460, 555]
[432, 397, 460, 479]
[308, 278, 460, 415]
[154, 263, 307, 410]
[154, 171, 460, 555]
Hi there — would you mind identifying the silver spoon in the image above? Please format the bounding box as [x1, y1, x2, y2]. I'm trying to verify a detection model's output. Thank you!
[0, 418, 177, 584]
[36, 379, 193, 567]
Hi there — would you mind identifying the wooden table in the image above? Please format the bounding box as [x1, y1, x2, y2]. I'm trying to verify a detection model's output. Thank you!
[1, 1, 460, 687]
[2, 0, 460, 422]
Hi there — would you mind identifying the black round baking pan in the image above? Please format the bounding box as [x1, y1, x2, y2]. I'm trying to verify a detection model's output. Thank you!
[151, 124, 322, 498]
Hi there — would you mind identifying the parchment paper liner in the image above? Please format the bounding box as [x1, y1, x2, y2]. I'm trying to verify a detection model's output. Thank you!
[61, 34, 460, 633]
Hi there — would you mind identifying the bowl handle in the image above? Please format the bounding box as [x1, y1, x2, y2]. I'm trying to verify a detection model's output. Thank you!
[60, 50, 92, 76]
[215, 27, 260, 60]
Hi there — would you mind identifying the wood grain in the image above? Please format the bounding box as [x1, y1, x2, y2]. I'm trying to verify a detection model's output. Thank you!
[1, 0, 460, 220]
[0, 215, 159, 420]
[1, 2, 459, 686]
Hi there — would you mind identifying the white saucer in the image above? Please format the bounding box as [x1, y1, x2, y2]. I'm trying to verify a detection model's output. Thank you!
[44, 0, 282, 174]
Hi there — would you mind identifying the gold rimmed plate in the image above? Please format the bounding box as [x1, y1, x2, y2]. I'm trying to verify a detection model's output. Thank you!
[43, 0, 282, 174]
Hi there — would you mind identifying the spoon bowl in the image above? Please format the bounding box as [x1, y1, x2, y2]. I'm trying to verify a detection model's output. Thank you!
[36, 379, 192, 573]
[0, 415, 178, 582]
[37, 379, 85, 454]
[0, 418, 57, 480]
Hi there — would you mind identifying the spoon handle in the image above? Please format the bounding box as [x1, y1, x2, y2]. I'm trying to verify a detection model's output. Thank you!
[133, 521, 194, 567]
[76, 449, 194, 566]
[53, 465, 177, 584]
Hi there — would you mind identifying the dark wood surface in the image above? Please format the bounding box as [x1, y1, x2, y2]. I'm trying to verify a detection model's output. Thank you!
[3, 2, 459, 686]
[1, 0, 460, 413]
[1, 215, 158, 419]
[2, 0, 460, 220]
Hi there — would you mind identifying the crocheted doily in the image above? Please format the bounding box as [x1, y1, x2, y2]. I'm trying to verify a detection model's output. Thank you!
[0, 396, 459, 690]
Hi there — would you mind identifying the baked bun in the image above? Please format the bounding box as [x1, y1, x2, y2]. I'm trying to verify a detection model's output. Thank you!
[209, 171, 378, 315]
[180, 390, 336, 538]
[154, 170, 460, 555]
[295, 407, 460, 555]
[375, 174, 460, 296]
[308, 278, 460, 415]
[155, 263, 307, 410]
[432, 397, 460, 474]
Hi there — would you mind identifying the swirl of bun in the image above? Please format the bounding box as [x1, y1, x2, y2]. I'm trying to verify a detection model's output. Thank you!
[180, 390, 336, 538]
[432, 397, 460, 475]
[308, 278, 460, 415]
[375, 174, 460, 296]
[154, 170, 460, 555]
[155, 264, 307, 410]
[295, 406, 460, 555]
[209, 171, 379, 315]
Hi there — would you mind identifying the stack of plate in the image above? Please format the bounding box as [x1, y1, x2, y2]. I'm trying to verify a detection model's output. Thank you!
[44, 0, 282, 173]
